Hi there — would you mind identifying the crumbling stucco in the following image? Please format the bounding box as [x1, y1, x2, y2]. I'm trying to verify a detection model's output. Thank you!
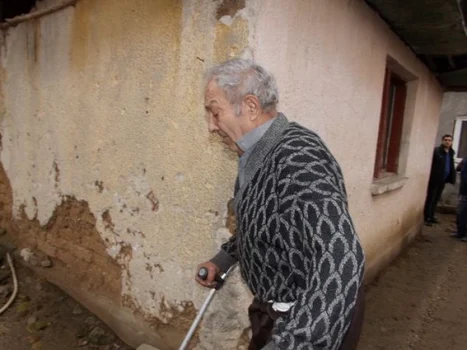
[0, 0, 445, 349]
[0, 0, 253, 348]
[216, 0, 246, 20]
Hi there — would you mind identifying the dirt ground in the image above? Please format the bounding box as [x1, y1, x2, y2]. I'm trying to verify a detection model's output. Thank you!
[0, 253, 132, 350]
[0, 213, 465, 349]
[359, 213, 467, 350]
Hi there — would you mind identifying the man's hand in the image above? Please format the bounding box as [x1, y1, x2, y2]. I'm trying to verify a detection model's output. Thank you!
[195, 261, 221, 288]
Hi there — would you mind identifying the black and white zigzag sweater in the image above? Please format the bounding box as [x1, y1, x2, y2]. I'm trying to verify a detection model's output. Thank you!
[211, 114, 365, 349]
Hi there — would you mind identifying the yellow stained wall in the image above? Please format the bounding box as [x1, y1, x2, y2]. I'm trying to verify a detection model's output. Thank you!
[0, 0, 253, 348]
[0, 0, 444, 349]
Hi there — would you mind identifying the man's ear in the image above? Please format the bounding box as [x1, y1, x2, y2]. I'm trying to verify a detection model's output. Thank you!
[244, 95, 261, 120]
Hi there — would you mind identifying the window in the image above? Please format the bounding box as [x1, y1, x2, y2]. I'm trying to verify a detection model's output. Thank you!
[374, 68, 407, 179]
[453, 116, 467, 162]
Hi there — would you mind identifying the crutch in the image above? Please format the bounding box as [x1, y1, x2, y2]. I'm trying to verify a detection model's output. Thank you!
[178, 265, 236, 350]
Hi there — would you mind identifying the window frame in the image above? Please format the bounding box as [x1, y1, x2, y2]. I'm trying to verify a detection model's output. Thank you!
[373, 68, 408, 179]
[453, 115, 467, 163]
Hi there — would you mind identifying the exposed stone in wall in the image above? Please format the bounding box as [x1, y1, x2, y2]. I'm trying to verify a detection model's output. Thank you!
[0, 150, 248, 348]
[216, 0, 246, 20]
[0, 158, 162, 348]
[0, 158, 122, 301]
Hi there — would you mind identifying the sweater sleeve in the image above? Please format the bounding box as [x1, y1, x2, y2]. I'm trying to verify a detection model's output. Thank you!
[271, 147, 365, 349]
[210, 196, 239, 272]
[210, 235, 238, 273]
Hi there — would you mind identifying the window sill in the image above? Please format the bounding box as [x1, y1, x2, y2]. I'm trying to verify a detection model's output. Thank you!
[370, 175, 408, 196]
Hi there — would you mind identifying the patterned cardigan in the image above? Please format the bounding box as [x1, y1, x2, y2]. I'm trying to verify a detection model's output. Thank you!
[211, 114, 365, 349]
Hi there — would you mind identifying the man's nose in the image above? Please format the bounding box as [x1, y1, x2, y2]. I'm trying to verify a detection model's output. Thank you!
[207, 116, 218, 133]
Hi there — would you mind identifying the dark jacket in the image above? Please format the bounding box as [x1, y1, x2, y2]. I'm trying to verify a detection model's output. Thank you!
[456, 158, 467, 196]
[428, 145, 456, 186]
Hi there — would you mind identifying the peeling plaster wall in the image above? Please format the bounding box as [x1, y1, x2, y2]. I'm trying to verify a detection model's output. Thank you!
[0, 0, 253, 348]
[0, 0, 444, 349]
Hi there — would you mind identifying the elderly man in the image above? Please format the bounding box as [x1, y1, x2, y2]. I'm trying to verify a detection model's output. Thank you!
[196, 59, 365, 350]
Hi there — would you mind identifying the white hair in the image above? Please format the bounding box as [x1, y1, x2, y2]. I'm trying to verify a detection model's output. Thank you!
[205, 59, 279, 115]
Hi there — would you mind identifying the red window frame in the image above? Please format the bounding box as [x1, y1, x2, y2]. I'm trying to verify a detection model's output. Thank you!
[374, 68, 407, 179]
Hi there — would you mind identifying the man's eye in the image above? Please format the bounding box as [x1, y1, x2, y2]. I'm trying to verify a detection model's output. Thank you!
[213, 113, 219, 119]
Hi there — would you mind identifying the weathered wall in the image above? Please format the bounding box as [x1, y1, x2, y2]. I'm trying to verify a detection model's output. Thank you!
[0, 0, 254, 349]
[0, 0, 444, 349]
[436, 92, 467, 143]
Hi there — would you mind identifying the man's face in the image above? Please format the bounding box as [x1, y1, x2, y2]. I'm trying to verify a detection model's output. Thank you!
[442, 136, 453, 148]
[204, 80, 248, 152]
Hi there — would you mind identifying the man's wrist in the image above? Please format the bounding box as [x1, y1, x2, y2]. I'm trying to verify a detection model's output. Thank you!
[210, 249, 237, 272]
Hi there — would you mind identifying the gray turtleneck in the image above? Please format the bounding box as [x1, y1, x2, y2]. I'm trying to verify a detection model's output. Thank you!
[236, 118, 275, 188]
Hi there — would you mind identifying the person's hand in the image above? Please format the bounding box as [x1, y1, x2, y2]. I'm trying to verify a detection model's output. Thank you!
[195, 261, 221, 288]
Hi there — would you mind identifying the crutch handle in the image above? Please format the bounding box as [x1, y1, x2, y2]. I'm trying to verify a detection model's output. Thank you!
[198, 267, 225, 289]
